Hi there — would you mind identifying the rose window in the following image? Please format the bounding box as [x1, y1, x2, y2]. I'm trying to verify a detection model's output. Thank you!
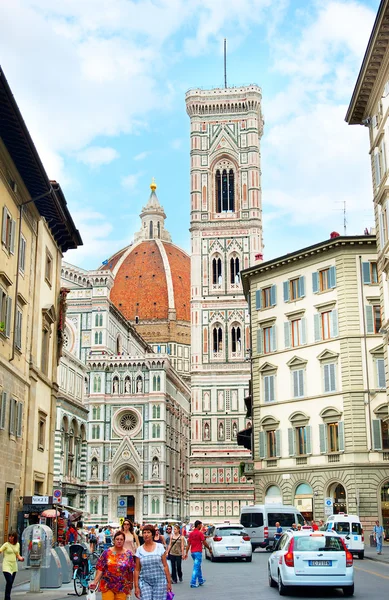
[119, 412, 138, 432]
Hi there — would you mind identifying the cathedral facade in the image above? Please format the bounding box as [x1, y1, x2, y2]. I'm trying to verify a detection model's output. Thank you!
[186, 85, 264, 519]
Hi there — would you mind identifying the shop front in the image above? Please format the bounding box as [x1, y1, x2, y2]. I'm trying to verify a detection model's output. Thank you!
[294, 483, 313, 521]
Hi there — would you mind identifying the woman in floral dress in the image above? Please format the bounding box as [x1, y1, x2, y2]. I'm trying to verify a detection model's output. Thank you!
[90, 531, 135, 600]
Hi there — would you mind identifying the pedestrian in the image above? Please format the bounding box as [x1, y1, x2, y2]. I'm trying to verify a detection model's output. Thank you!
[89, 527, 97, 552]
[66, 524, 78, 544]
[274, 522, 283, 542]
[164, 526, 172, 546]
[312, 520, 319, 531]
[373, 520, 384, 554]
[90, 531, 135, 600]
[137, 526, 144, 547]
[154, 529, 166, 549]
[121, 520, 139, 554]
[166, 525, 186, 584]
[104, 526, 112, 547]
[0, 532, 24, 600]
[97, 527, 106, 551]
[319, 519, 326, 531]
[134, 524, 172, 600]
[184, 519, 213, 588]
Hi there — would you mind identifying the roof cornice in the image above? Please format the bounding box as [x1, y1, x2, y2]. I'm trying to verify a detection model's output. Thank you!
[346, 0, 389, 124]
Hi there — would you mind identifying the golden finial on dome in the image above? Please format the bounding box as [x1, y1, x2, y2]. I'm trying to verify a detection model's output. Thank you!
[150, 177, 157, 191]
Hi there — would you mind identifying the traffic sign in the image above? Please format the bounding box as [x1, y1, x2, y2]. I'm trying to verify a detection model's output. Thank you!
[117, 508, 127, 517]
[53, 489, 62, 504]
[118, 497, 126, 508]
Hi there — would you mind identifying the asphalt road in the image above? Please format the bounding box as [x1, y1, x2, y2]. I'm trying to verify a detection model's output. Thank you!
[173, 550, 389, 600]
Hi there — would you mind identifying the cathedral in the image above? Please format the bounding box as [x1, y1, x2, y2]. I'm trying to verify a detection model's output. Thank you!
[57, 83, 264, 522]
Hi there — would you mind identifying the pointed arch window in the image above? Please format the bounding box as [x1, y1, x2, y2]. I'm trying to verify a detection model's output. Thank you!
[213, 326, 223, 353]
[157, 222, 161, 238]
[149, 221, 153, 239]
[230, 256, 240, 284]
[93, 375, 101, 393]
[216, 168, 235, 212]
[231, 326, 242, 353]
[216, 170, 222, 212]
[212, 257, 222, 285]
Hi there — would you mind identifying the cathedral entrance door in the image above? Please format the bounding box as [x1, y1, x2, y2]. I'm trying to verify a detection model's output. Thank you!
[126, 495, 135, 520]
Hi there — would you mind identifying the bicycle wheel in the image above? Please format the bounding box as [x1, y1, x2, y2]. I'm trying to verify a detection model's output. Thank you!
[74, 572, 86, 596]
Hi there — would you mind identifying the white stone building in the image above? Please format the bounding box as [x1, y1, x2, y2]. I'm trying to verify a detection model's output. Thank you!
[242, 235, 389, 531]
[186, 85, 264, 519]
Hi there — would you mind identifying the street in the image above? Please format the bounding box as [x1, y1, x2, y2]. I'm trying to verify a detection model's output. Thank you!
[9, 551, 389, 600]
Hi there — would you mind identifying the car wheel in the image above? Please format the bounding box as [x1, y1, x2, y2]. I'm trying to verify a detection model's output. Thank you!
[278, 572, 288, 596]
[268, 566, 276, 588]
[343, 584, 354, 597]
[358, 551, 364, 560]
[246, 556, 252, 562]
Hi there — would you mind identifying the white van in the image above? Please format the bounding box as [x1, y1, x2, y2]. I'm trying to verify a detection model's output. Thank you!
[326, 513, 364, 559]
[240, 504, 304, 550]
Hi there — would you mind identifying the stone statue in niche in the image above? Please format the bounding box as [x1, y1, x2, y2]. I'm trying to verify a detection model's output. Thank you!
[113, 379, 118, 393]
[152, 460, 159, 478]
[91, 464, 98, 478]
[125, 379, 131, 393]
[137, 378, 143, 392]
[232, 421, 237, 438]
[204, 422, 210, 440]
[218, 421, 224, 439]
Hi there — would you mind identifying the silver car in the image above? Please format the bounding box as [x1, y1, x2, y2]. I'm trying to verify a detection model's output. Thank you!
[204, 523, 252, 562]
[268, 530, 354, 596]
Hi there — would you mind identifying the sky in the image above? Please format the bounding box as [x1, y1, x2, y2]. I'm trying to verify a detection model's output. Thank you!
[0, 0, 380, 268]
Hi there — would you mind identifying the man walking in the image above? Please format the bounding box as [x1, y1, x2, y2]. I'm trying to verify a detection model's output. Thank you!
[184, 520, 212, 588]
[373, 520, 384, 555]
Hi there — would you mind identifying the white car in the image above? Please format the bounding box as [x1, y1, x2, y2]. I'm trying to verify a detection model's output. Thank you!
[204, 523, 252, 562]
[268, 530, 354, 596]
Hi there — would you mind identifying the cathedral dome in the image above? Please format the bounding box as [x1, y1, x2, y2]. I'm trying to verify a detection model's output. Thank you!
[100, 182, 190, 348]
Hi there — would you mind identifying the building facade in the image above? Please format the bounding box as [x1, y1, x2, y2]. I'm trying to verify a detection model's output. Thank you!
[242, 235, 389, 532]
[186, 85, 264, 519]
[0, 67, 81, 539]
[61, 261, 191, 523]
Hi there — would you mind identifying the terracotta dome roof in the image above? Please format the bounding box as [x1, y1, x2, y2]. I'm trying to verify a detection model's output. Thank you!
[108, 239, 190, 323]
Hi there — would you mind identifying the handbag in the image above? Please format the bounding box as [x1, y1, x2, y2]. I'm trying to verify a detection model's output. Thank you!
[166, 592, 174, 600]
[87, 590, 96, 600]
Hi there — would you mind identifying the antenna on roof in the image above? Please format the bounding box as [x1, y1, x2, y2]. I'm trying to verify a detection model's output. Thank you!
[224, 38, 227, 89]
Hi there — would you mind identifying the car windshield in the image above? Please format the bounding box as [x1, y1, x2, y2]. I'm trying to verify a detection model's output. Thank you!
[293, 536, 344, 552]
[216, 528, 244, 536]
[331, 522, 350, 534]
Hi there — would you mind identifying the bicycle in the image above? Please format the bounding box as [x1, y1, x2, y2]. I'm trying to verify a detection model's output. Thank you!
[70, 545, 100, 596]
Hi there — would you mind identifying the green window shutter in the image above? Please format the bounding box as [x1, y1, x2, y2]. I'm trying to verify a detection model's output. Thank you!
[283, 281, 289, 302]
[293, 371, 299, 397]
[257, 329, 263, 354]
[259, 431, 266, 459]
[284, 322, 291, 348]
[330, 309, 338, 338]
[288, 428, 295, 456]
[329, 266, 336, 289]
[1, 206, 7, 245]
[312, 271, 319, 293]
[16, 402, 23, 437]
[270, 325, 277, 352]
[275, 429, 281, 457]
[314, 313, 321, 341]
[269, 375, 275, 402]
[9, 399, 15, 435]
[329, 363, 336, 392]
[372, 419, 383, 450]
[255, 290, 261, 310]
[324, 364, 330, 393]
[301, 318, 307, 345]
[377, 358, 386, 388]
[270, 285, 277, 306]
[306, 426, 312, 454]
[9, 220, 16, 255]
[5, 297, 12, 338]
[319, 423, 327, 453]
[0, 392, 7, 429]
[298, 276, 305, 298]
[338, 421, 344, 452]
[299, 369, 304, 397]
[365, 305, 374, 334]
[362, 262, 371, 284]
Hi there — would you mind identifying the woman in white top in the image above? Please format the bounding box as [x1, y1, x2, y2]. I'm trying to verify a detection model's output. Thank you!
[121, 520, 139, 553]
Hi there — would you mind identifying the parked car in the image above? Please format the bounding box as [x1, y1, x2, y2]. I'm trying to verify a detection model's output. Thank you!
[240, 504, 304, 550]
[204, 523, 252, 562]
[268, 530, 354, 597]
[326, 513, 364, 559]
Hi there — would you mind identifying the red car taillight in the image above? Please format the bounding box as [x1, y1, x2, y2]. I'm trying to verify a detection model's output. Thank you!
[264, 526, 268, 538]
[242, 536, 251, 541]
[346, 551, 353, 567]
[361, 528, 364, 542]
[284, 538, 294, 567]
[213, 536, 222, 542]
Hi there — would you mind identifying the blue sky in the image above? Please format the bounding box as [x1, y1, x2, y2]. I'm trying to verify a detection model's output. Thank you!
[0, 0, 380, 268]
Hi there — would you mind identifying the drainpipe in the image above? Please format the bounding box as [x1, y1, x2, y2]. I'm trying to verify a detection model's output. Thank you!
[10, 188, 53, 361]
[358, 255, 373, 451]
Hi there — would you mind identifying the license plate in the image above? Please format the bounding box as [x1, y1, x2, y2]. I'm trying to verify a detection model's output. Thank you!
[309, 560, 332, 566]
[226, 547, 239, 550]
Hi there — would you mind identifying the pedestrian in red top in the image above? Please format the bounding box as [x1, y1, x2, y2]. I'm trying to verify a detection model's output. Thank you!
[66, 525, 78, 544]
[312, 521, 319, 531]
[184, 520, 212, 588]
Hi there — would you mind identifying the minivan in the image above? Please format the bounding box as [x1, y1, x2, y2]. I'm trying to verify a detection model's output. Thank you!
[326, 513, 364, 559]
[240, 504, 304, 549]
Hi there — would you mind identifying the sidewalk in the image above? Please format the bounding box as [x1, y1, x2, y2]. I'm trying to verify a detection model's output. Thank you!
[364, 542, 389, 564]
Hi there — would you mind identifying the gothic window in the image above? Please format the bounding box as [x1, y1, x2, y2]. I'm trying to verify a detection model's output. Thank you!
[231, 325, 242, 353]
[152, 405, 157, 419]
[157, 222, 161, 238]
[149, 221, 153, 239]
[230, 256, 240, 284]
[213, 325, 223, 353]
[212, 257, 222, 285]
[157, 375, 161, 391]
[93, 375, 101, 393]
[156, 405, 160, 418]
[94, 331, 102, 344]
[215, 168, 235, 213]
[216, 170, 222, 213]
[95, 313, 103, 327]
[92, 406, 101, 420]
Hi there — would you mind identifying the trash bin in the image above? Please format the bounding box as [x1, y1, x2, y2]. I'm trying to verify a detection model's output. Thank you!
[370, 534, 377, 547]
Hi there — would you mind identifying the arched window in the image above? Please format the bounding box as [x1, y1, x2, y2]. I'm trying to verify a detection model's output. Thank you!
[231, 326, 241, 353]
[152, 424, 156, 438]
[156, 375, 161, 391]
[153, 375, 157, 391]
[92, 406, 101, 420]
[149, 221, 153, 239]
[94, 332, 98, 344]
[157, 222, 161, 238]
[156, 424, 161, 437]
[216, 170, 221, 213]
[93, 375, 101, 393]
[95, 314, 103, 327]
[228, 169, 235, 211]
[99, 331, 102, 344]
[216, 167, 235, 212]
[230, 256, 240, 284]
[212, 257, 222, 285]
[156, 406, 161, 419]
[213, 326, 223, 353]
[152, 405, 157, 419]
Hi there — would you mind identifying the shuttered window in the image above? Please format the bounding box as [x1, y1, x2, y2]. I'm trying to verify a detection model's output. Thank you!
[323, 363, 336, 393]
[263, 375, 275, 403]
[292, 369, 305, 398]
[376, 358, 386, 389]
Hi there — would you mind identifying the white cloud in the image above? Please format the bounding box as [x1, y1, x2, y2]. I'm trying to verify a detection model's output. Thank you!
[133, 151, 150, 161]
[121, 172, 143, 191]
[76, 146, 120, 168]
[171, 138, 183, 150]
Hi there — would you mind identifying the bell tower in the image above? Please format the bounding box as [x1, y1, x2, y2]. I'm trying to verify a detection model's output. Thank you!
[186, 85, 264, 520]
